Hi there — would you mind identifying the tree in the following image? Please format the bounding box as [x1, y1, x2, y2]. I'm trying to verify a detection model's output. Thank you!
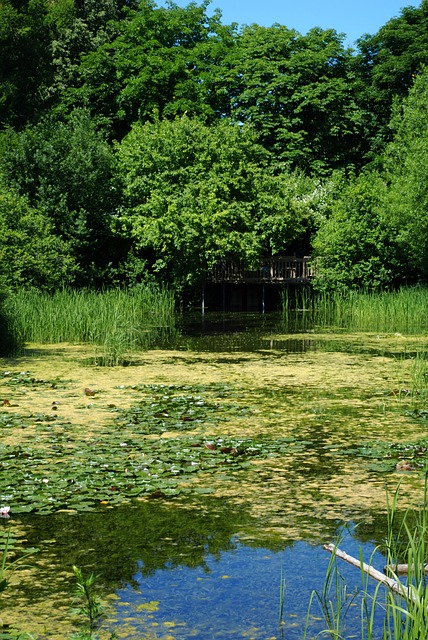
[0, 0, 53, 126]
[47, 0, 139, 109]
[0, 109, 118, 284]
[116, 116, 317, 289]
[0, 184, 75, 290]
[70, 0, 237, 138]
[311, 170, 407, 292]
[382, 68, 428, 279]
[218, 24, 364, 174]
[354, 0, 428, 158]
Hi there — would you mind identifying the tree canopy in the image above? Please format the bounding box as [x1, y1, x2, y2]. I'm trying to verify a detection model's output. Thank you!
[1, 0, 428, 295]
[117, 116, 318, 288]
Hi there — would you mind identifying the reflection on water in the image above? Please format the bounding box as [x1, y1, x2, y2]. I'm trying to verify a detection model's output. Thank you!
[2, 311, 428, 637]
[175, 312, 316, 354]
[112, 540, 329, 639]
[110, 532, 388, 640]
[169, 312, 416, 357]
[7, 499, 389, 639]
[120, 538, 390, 640]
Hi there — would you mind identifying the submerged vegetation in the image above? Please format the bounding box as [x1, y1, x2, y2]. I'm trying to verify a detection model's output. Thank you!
[1, 320, 428, 636]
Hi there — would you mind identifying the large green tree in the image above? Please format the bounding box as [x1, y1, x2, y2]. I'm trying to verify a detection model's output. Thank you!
[0, 0, 52, 127]
[68, 0, 237, 138]
[0, 109, 118, 284]
[354, 0, 428, 157]
[0, 0, 138, 128]
[311, 170, 407, 292]
[382, 68, 428, 279]
[116, 116, 317, 288]
[217, 24, 364, 174]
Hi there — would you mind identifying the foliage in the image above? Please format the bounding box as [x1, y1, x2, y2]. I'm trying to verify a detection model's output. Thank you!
[71, 566, 105, 638]
[0, 528, 38, 596]
[312, 170, 408, 292]
[71, 0, 237, 137]
[283, 286, 428, 334]
[304, 533, 359, 639]
[3, 285, 176, 362]
[1, 1, 428, 293]
[0, 376, 306, 514]
[0, 0, 53, 127]
[0, 527, 39, 637]
[0, 184, 76, 291]
[221, 24, 364, 174]
[117, 115, 318, 289]
[305, 482, 428, 639]
[0, 109, 118, 285]
[0, 0, 139, 128]
[354, 0, 428, 157]
[382, 69, 428, 279]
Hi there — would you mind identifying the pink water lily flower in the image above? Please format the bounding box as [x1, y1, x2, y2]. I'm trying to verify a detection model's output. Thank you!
[0, 506, 10, 518]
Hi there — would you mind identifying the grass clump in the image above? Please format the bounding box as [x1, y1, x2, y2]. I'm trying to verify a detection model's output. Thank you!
[305, 481, 428, 639]
[2, 285, 177, 364]
[282, 286, 428, 334]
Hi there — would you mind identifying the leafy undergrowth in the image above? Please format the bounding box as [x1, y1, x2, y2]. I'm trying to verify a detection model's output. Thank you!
[0, 376, 307, 515]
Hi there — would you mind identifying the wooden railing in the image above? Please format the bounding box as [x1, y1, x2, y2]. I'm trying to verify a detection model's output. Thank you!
[207, 256, 313, 283]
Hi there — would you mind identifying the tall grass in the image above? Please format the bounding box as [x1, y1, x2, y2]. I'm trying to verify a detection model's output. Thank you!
[305, 480, 428, 639]
[282, 286, 428, 334]
[2, 285, 177, 364]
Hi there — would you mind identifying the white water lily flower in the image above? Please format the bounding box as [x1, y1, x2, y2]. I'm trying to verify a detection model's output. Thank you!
[0, 506, 10, 516]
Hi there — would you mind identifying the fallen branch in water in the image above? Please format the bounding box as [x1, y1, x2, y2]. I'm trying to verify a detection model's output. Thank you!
[323, 544, 416, 604]
[384, 563, 428, 576]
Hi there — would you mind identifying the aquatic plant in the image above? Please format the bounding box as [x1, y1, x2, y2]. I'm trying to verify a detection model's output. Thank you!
[303, 530, 359, 639]
[305, 481, 428, 639]
[282, 286, 428, 334]
[0, 378, 306, 514]
[0, 528, 39, 638]
[0, 529, 38, 595]
[278, 562, 286, 626]
[70, 566, 109, 639]
[2, 285, 177, 362]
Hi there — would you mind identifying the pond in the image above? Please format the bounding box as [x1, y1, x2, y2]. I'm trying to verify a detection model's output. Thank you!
[1, 312, 428, 639]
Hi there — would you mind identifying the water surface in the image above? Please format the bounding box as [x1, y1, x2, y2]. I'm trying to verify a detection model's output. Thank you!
[1, 312, 427, 638]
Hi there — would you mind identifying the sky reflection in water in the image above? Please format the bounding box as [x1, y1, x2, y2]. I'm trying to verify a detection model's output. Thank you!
[109, 531, 387, 639]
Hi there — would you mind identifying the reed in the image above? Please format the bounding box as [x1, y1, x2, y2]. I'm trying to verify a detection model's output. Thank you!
[380, 481, 428, 640]
[305, 480, 428, 639]
[282, 286, 428, 334]
[2, 285, 177, 363]
[303, 529, 359, 640]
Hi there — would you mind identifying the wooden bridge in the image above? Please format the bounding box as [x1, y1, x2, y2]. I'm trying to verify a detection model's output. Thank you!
[202, 256, 313, 313]
[206, 256, 313, 284]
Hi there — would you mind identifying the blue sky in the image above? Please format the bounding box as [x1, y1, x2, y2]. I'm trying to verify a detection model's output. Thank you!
[157, 0, 419, 47]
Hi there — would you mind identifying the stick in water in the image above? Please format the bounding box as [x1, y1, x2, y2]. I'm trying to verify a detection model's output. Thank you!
[323, 544, 416, 604]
